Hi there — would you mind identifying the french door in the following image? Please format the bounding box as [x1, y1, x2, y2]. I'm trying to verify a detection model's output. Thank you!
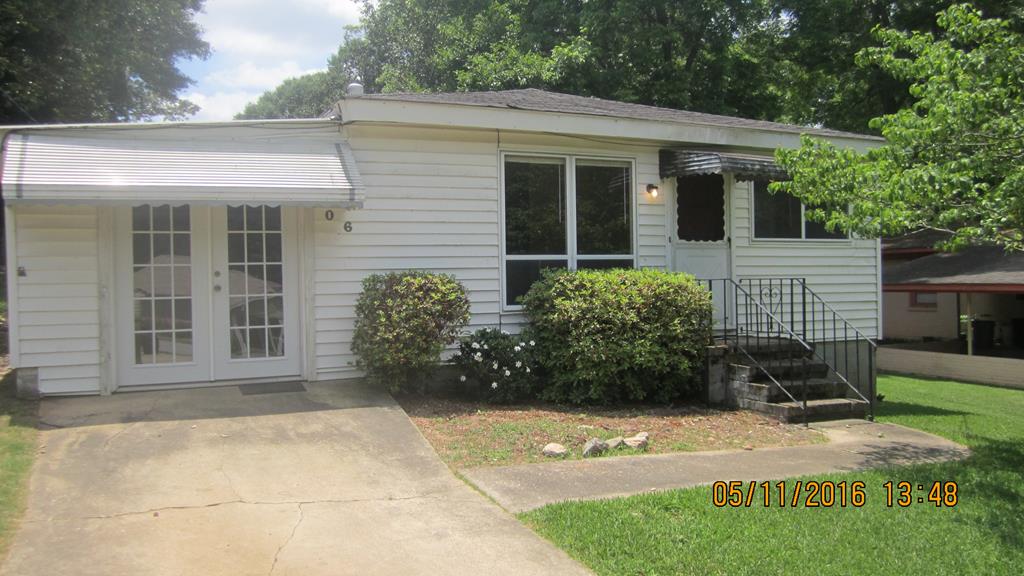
[116, 204, 301, 387]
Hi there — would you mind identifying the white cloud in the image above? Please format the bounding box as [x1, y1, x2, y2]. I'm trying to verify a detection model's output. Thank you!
[203, 26, 306, 57]
[185, 90, 261, 121]
[296, 0, 362, 19]
[205, 61, 326, 90]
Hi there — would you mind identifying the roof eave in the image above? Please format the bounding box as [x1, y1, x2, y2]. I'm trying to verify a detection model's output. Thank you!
[337, 98, 882, 152]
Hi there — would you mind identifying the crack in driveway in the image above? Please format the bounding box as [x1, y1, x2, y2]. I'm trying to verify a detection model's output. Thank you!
[269, 503, 304, 575]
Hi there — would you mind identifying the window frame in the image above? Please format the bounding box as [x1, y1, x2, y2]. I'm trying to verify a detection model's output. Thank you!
[499, 151, 638, 311]
[909, 292, 939, 310]
[751, 180, 851, 243]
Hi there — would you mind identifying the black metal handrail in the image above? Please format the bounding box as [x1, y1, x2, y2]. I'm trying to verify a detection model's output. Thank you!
[702, 278, 813, 425]
[738, 277, 876, 420]
[701, 277, 878, 422]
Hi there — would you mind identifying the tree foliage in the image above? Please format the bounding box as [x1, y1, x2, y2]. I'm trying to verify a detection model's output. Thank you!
[774, 5, 1024, 250]
[236, 71, 345, 120]
[0, 0, 208, 123]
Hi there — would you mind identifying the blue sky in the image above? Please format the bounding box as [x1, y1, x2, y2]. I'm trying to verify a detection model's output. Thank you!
[177, 0, 362, 120]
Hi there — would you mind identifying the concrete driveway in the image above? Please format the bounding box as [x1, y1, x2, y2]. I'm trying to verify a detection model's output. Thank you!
[1, 381, 590, 576]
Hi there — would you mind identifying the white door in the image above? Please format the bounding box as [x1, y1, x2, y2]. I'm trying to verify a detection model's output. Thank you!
[671, 175, 731, 327]
[211, 205, 301, 380]
[117, 204, 301, 387]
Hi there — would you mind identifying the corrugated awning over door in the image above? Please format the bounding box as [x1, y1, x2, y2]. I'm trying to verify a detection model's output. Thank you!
[1, 133, 365, 207]
[660, 149, 789, 182]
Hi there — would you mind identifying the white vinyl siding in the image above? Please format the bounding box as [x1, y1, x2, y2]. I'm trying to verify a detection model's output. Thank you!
[730, 178, 880, 339]
[10, 205, 102, 394]
[310, 126, 667, 379]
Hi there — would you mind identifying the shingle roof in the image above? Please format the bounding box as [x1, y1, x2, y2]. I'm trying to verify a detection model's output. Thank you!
[884, 246, 1024, 287]
[358, 89, 879, 141]
[882, 229, 954, 252]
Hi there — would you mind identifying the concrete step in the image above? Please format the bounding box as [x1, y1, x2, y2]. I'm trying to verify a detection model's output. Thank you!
[733, 377, 843, 403]
[738, 397, 869, 423]
[718, 335, 816, 360]
[729, 362, 830, 383]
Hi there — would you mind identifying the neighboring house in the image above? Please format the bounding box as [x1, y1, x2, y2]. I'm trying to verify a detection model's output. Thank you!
[880, 232, 1024, 388]
[1, 88, 882, 397]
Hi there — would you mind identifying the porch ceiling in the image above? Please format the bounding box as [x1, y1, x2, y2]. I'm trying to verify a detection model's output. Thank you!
[1, 132, 365, 207]
[659, 149, 789, 182]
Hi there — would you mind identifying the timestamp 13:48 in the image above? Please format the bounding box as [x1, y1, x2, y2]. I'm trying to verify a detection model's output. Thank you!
[711, 480, 959, 508]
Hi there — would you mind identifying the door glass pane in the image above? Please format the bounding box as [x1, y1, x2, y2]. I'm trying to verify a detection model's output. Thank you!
[504, 157, 567, 255]
[677, 174, 725, 242]
[132, 205, 193, 365]
[575, 160, 632, 254]
[227, 206, 285, 359]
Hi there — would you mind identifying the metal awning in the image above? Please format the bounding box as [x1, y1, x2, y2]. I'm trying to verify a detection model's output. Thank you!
[1, 133, 365, 207]
[660, 150, 789, 182]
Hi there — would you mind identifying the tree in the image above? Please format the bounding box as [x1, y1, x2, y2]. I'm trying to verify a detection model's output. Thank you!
[235, 71, 346, 120]
[774, 5, 1024, 251]
[0, 0, 208, 123]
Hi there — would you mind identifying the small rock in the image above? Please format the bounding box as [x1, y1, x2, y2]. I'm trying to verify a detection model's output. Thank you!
[606, 436, 625, 450]
[623, 436, 648, 450]
[582, 438, 609, 457]
[542, 443, 568, 458]
[635, 431, 650, 440]
[743, 445, 754, 451]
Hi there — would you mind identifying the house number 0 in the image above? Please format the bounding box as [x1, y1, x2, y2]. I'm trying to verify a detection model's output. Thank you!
[324, 210, 353, 232]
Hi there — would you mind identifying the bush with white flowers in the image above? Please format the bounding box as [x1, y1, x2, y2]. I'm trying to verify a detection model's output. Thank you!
[452, 327, 539, 402]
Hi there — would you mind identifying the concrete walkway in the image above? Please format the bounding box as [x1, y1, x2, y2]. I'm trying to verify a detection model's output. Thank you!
[463, 419, 970, 513]
[2, 381, 591, 576]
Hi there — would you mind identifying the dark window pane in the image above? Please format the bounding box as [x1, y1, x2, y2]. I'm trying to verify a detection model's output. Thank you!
[249, 298, 266, 326]
[174, 299, 192, 330]
[805, 217, 846, 239]
[229, 265, 247, 296]
[504, 158, 567, 255]
[246, 206, 263, 230]
[677, 174, 725, 242]
[268, 327, 284, 357]
[267, 296, 284, 325]
[230, 328, 248, 358]
[172, 205, 190, 231]
[249, 328, 267, 358]
[577, 259, 634, 270]
[135, 333, 154, 364]
[265, 233, 282, 262]
[265, 265, 282, 294]
[173, 233, 190, 260]
[229, 297, 247, 327]
[152, 205, 171, 231]
[575, 162, 632, 254]
[265, 206, 281, 231]
[133, 266, 152, 297]
[132, 234, 150, 265]
[134, 299, 153, 331]
[132, 206, 150, 231]
[247, 233, 264, 263]
[152, 233, 171, 261]
[754, 181, 801, 239]
[175, 331, 193, 362]
[228, 233, 245, 263]
[154, 299, 174, 330]
[228, 206, 245, 231]
[505, 259, 567, 306]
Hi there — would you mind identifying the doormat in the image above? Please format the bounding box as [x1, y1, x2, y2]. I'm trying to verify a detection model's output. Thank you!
[239, 381, 307, 395]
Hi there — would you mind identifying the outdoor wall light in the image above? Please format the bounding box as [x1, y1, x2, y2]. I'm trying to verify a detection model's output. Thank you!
[646, 184, 660, 198]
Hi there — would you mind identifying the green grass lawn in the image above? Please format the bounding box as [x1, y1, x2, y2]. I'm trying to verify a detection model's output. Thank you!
[0, 375, 37, 560]
[521, 374, 1024, 576]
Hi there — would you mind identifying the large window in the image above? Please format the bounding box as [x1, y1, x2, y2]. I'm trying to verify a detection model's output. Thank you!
[753, 181, 845, 240]
[503, 155, 634, 307]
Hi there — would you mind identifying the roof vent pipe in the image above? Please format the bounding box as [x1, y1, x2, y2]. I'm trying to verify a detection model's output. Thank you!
[346, 82, 364, 97]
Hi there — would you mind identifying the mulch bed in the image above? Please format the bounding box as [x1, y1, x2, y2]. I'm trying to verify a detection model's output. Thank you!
[397, 395, 825, 469]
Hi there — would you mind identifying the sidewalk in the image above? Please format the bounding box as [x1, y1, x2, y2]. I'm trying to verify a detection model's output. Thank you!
[462, 419, 969, 513]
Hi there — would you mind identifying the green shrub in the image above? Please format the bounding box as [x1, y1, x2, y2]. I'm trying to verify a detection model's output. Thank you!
[452, 327, 540, 402]
[352, 272, 470, 392]
[521, 268, 713, 404]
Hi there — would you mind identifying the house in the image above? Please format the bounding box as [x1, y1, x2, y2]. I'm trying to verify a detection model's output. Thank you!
[1, 88, 882, 403]
[879, 231, 1024, 388]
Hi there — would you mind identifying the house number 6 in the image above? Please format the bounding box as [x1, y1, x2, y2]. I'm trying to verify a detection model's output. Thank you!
[344, 221, 352, 232]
